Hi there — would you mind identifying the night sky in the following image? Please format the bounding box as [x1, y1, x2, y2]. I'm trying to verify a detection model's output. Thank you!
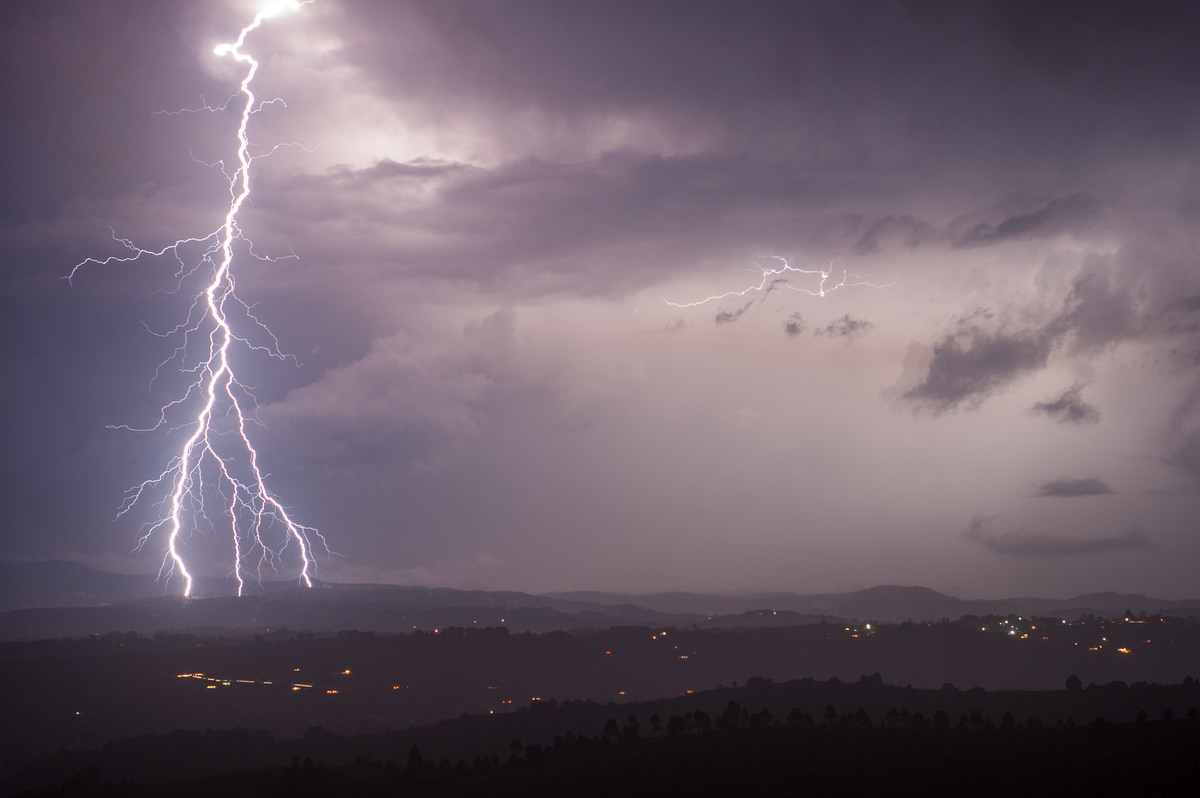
[3, 0, 1199, 599]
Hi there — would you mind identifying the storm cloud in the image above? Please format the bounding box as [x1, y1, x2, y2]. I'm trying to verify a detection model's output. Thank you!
[952, 193, 1101, 249]
[854, 214, 935, 255]
[905, 258, 1164, 415]
[1034, 478, 1115, 498]
[1032, 384, 1101, 425]
[965, 517, 1152, 558]
[815, 314, 874, 339]
[714, 301, 755, 326]
[904, 323, 1055, 414]
[5, 0, 1200, 599]
[783, 313, 806, 337]
[1164, 390, 1200, 491]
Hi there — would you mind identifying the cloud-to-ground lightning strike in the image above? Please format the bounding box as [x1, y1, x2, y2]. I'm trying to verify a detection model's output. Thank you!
[665, 256, 889, 309]
[68, 1, 324, 597]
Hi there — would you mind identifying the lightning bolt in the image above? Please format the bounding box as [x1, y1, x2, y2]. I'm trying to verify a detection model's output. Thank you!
[666, 256, 890, 309]
[68, 0, 325, 597]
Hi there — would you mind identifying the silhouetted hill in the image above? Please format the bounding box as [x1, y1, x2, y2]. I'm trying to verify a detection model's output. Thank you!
[7, 673, 1200, 796]
[0, 584, 693, 641]
[0, 561, 155, 611]
[549, 584, 1200, 623]
[3, 562, 1198, 641]
[5, 613, 1199, 769]
[820, 585, 988, 621]
[0, 561, 297, 612]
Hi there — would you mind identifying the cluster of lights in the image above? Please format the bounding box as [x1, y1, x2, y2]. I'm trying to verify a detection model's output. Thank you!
[843, 623, 873, 638]
[979, 615, 1160, 652]
[646, 629, 695, 659]
[176, 672, 309, 690]
[176, 663, 354, 692]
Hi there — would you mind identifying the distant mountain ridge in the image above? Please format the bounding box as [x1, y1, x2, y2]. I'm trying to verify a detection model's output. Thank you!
[0, 561, 1197, 642]
[546, 583, 1200, 622]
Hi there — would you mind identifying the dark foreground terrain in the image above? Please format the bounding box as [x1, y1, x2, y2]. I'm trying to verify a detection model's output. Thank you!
[3, 572, 1198, 796]
[7, 676, 1200, 796]
[3, 611, 1199, 796]
[5, 613, 1200, 755]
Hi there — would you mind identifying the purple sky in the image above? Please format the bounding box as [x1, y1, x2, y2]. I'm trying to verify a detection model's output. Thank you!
[3, 0, 1199, 599]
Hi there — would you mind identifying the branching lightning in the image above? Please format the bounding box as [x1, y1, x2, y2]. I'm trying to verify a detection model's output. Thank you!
[666, 256, 890, 309]
[68, 0, 325, 597]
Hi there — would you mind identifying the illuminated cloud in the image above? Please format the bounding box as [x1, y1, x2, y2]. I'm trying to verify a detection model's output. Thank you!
[263, 309, 522, 471]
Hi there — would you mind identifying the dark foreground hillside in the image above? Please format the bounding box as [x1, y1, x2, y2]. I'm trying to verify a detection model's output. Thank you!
[13, 699, 1200, 797]
[4, 616, 1199, 795]
[295, 719, 1198, 798]
[8, 672, 1200, 796]
[5, 614, 1199, 762]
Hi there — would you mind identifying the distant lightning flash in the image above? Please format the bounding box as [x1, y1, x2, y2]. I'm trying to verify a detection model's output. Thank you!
[69, 0, 325, 597]
[665, 256, 890, 309]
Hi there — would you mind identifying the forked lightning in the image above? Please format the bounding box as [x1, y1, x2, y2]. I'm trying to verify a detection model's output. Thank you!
[69, 1, 324, 597]
[666, 256, 889, 309]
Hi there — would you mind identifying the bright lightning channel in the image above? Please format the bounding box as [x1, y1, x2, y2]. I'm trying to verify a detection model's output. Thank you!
[68, 0, 324, 597]
[665, 256, 889, 309]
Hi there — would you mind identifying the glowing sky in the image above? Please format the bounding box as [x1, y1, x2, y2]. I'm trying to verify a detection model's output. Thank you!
[3, 0, 1199, 599]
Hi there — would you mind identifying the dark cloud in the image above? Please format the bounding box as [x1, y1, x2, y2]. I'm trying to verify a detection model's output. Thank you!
[965, 517, 1151, 558]
[338, 0, 1200, 184]
[264, 151, 864, 299]
[904, 323, 1054, 414]
[715, 301, 754, 325]
[906, 258, 1155, 415]
[815, 314, 874, 338]
[1165, 430, 1200, 490]
[855, 214, 935, 255]
[1164, 390, 1200, 490]
[7, 0, 1200, 598]
[1034, 477, 1115, 498]
[1032, 384, 1101, 424]
[952, 193, 1101, 249]
[1060, 269, 1138, 354]
[1158, 296, 1200, 342]
[0, 1, 212, 223]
